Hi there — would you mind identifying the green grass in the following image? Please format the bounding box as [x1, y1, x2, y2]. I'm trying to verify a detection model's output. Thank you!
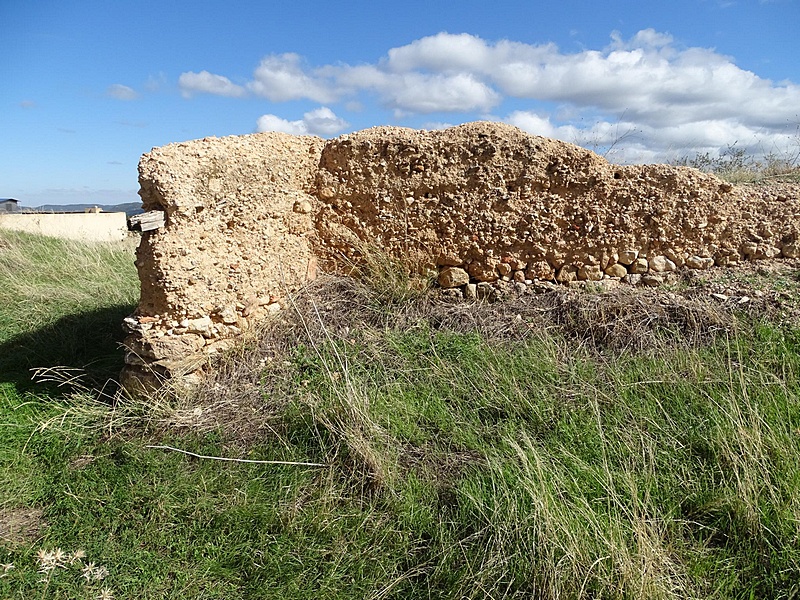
[272, 324, 800, 599]
[0, 230, 139, 391]
[2, 231, 800, 598]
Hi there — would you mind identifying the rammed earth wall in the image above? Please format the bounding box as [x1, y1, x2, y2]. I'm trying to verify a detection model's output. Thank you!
[121, 122, 800, 391]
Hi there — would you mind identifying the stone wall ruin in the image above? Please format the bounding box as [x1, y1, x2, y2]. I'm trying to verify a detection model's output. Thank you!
[121, 121, 800, 391]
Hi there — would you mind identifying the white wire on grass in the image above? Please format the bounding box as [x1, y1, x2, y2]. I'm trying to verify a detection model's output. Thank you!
[145, 445, 325, 467]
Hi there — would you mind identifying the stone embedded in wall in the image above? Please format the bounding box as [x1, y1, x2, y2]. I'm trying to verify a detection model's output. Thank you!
[526, 261, 555, 281]
[649, 256, 676, 273]
[783, 243, 800, 258]
[686, 256, 715, 270]
[630, 258, 650, 274]
[605, 264, 628, 278]
[122, 121, 800, 392]
[617, 249, 638, 265]
[438, 267, 470, 288]
[556, 265, 579, 283]
[578, 265, 603, 281]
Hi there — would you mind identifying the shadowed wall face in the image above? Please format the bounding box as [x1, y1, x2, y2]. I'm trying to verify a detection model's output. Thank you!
[122, 122, 800, 391]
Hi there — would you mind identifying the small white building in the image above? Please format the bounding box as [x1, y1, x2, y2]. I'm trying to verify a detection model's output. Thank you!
[0, 198, 19, 213]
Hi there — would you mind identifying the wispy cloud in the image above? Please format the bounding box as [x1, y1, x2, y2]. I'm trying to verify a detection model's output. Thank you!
[115, 119, 148, 128]
[144, 72, 167, 93]
[106, 84, 139, 101]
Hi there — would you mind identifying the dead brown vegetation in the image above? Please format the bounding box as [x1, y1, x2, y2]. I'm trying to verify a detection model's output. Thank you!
[169, 256, 800, 447]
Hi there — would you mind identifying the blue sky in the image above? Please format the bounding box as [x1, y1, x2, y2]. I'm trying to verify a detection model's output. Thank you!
[2, 0, 798, 206]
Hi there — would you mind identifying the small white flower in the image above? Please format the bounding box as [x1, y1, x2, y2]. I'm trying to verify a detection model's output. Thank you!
[36, 547, 68, 570]
[69, 549, 87, 564]
[82, 561, 96, 581]
[37, 549, 59, 573]
[93, 565, 109, 581]
[80, 561, 109, 582]
[97, 588, 114, 600]
[0, 562, 14, 577]
[51, 548, 67, 566]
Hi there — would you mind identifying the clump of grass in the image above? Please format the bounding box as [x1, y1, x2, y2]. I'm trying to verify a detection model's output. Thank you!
[333, 230, 433, 304]
[0, 231, 139, 389]
[4, 230, 800, 598]
[358, 245, 432, 304]
[674, 140, 800, 183]
[0, 230, 138, 340]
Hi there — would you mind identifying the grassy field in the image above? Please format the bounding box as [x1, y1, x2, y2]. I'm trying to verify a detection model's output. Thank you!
[2, 230, 800, 599]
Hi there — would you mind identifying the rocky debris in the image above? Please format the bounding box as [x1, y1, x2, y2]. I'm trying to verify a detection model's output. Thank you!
[122, 121, 800, 392]
[438, 267, 470, 288]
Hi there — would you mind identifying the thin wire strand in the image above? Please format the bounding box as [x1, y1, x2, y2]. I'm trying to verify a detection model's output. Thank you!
[145, 445, 325, 467]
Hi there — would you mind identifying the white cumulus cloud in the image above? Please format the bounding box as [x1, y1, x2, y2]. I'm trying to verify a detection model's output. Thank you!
[248, 53, 337, 103]
[256, 107, 348, 137]
[256, 114, 307, 135]
[182, 29, 800, 162]
[178, 71, 247, 98]
[386, 72, 500, 114]
[386, 32, 497, 73]
[505, 111, 586, 142]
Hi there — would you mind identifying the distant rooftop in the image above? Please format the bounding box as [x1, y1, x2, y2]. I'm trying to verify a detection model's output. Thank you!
[1, 198, 20, 212]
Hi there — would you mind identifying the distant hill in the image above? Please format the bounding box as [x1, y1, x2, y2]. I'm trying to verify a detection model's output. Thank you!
[24, 202, 144, 216]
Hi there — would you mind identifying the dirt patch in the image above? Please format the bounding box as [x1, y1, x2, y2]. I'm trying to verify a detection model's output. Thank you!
[68, 454, 96, 471]
[0, 507, 45, 548]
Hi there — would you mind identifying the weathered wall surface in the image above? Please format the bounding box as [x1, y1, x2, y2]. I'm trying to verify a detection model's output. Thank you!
[0, 212, 129, 243]
[315, 123, 799, 284]
[124, 132, 324, 388]
[122, 122, 800, 391]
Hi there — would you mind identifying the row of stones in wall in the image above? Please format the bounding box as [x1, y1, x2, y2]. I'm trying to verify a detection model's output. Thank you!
[127, 235, 800, 366]
[437, 238, 800, 291]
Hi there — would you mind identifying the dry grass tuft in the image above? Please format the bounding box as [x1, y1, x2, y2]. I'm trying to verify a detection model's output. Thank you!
[176, 272, 766, 448]
[544, 287, 734, 352]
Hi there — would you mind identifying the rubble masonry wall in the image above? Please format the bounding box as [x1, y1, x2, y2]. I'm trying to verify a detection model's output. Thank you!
[121, 122, 800, 390]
